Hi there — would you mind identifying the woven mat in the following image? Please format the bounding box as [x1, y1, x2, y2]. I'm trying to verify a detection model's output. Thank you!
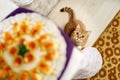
[82, 10, 120, 80]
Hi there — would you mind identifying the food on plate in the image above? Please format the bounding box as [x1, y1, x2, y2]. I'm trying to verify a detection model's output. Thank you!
[0, 13, 66, 80]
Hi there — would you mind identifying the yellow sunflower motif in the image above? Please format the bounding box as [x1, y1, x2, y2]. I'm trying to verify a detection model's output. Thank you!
[0, 17, 60, 80]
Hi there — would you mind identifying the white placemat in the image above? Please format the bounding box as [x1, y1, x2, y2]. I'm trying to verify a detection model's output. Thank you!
[0, 0, 18, 21]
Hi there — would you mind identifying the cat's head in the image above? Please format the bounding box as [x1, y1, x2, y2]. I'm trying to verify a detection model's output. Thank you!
[70, 24, 91, 46]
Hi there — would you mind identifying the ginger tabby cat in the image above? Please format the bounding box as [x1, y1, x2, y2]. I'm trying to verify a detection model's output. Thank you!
[60, 7, 91, 49]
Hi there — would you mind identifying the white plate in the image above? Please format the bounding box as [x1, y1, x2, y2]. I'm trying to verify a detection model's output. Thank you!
[12, 0, 33, 6]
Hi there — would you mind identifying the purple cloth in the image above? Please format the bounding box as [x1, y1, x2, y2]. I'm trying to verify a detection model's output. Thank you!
[5, 7, 74, 80]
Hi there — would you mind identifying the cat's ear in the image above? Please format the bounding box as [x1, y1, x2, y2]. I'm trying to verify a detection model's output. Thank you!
[76, 24, 81, 29]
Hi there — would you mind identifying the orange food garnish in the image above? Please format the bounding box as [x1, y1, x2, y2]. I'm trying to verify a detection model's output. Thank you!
[45, 42, 54, 50]
[8, 74, 16, 80]
[20, 71, 28, 80]
[45, 51, 55, 61]
[39, 62, 50, 74]
[37, 34, 51, 43]
[20, 23, 28, 34]
[0, 66, 11, 78]
[9, 46, 18, 56]
[14, 56, 22, 66]
[13, 22, 19, 32]
[0, 42, 6, 50]
[30, 22, 42, 36]
[32, 68, 39, 73]
[20, 18, 29, 34]
[0, 58, 5, 66]
[19, 38, 25, 45]
[3, 32, 14, 44]
[4, 66, 11, 72]
[27, 41, 36, 50]
[25, 53, 34, 63]
[31, 72, 42, 80]
[0, 69, 7, 78]
[14, 31, 22, 37]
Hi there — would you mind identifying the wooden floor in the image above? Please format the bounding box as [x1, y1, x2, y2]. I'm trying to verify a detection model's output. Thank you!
[48, 0, 120, 46]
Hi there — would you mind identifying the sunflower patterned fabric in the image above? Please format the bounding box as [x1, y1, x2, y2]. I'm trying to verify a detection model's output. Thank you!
[81, 10, 120, 80]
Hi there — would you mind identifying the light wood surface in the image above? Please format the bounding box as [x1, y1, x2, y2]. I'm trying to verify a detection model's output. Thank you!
[48, 0, 120, 46]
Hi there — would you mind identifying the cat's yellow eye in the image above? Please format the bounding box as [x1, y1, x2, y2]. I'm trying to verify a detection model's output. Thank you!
[76, 32, 79, 35]
[81, 35, 84, 38]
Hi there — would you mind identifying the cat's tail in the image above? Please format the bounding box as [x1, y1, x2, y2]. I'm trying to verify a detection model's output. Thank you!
[60, 7, 75, 20]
